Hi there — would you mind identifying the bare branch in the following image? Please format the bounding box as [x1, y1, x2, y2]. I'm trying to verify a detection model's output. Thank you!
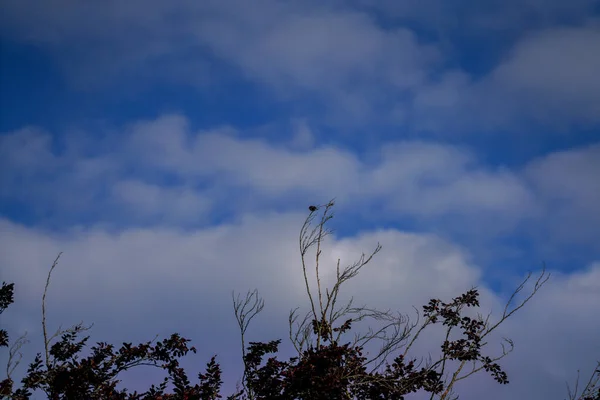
[5, 331, 29, 380]
[566, 361, 600, 400]
[40, 252, 94, 372]
[484, 266, 550, 340]
[42, 252, 62, 369]
[289, 307, 313, 354]
[232, 289, 265, 399]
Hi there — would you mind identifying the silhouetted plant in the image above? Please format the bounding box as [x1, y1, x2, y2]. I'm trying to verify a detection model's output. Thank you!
[230, 201, 550, 399]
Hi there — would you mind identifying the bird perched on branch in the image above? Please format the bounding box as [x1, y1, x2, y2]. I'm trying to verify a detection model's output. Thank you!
[309, 205, 318, 212]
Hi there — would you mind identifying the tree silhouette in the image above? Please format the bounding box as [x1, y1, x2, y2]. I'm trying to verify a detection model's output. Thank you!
[1, 202, 598, 399]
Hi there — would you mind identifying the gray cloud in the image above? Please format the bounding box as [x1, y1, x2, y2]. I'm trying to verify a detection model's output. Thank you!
[0, 0, 436, 97]
[412, 23, 600, 132]
[1, 1, 599, 129]
[355, 0, 598, 33]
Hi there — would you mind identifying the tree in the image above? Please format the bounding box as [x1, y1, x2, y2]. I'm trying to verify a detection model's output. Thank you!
[1, 201, 597, 399]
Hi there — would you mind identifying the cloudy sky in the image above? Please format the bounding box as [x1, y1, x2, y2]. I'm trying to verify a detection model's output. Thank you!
[1, 1, 599, 399]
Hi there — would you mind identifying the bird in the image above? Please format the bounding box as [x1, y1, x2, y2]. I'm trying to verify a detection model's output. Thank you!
[309, 205, 317, 212]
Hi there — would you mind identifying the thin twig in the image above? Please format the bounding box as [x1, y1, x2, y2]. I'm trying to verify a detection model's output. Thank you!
[42, 252, 62, 369]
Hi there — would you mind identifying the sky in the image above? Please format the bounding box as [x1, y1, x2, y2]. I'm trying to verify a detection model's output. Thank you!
[0, 0, 599, 399]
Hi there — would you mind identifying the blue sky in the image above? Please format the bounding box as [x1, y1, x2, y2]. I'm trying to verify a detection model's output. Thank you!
[1, 1, 600, 399]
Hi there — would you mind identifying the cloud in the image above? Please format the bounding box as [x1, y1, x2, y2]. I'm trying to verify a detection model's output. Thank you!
[196, 6, 437, 92]
[0, 0, 437, 101]
[3, 114, 600, 254]
[124, 115, 538, 222]
[0, 0, 213, 87]
[524, 143, 600, 252]
[1, 114, 599, 298]
[412, 24, 600, 132]
[489, 24, 600, 124]
[0, 127, 57, 181]
[2, 1, 599, 130]
[1, 115, 535, 227]
[371, 142, 536, 220]
[0, 127, 121, 218]
[461, 262, 600, 399]
[1, 3, 599, 399]
[111, 180, 213, 223]
[289, 119, 316, 150]
[0, 214, 597, 399]
[124, 115, 363, 199]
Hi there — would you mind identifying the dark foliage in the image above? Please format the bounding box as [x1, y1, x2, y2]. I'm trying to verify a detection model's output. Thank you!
[0, 281, 517, 400]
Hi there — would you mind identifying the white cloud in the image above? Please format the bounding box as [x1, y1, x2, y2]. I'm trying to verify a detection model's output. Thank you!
[462, 262, 600, 400]
[524, 143, 600, 250]
[489, 24, 600, 124]
[321, 228, 481, 306]
[124, 116, 537, 221]
[111, 180, 213, 222]
[196, 8, 436, 92]
[0, 214, 597, 399]
[289, 119, 316, 150]
[0, 127, 121, 215]
[125, 114, 363, 197]
[371, 142, 536, 220]
[3, 115, 600, 250]
[412, 24, 600, 132]
[126, 114, 196, 171]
